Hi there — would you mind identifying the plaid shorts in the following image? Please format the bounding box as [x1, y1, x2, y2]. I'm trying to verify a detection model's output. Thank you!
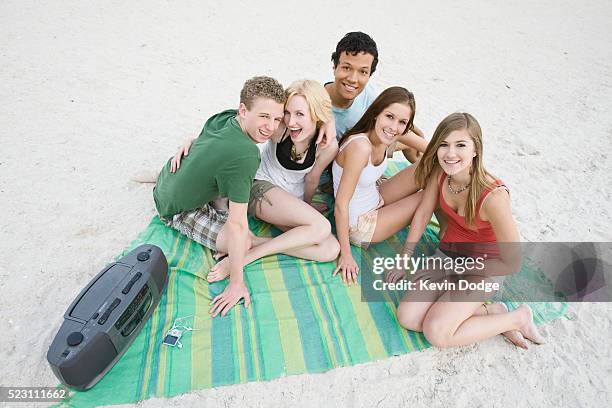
[163, 203, 229, 251]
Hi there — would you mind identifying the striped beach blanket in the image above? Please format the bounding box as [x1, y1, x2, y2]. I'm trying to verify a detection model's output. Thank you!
[58, 161, 568, 407]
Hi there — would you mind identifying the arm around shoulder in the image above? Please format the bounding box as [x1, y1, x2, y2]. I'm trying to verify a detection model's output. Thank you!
[307, 139, 339, 181]
[316, 118, 337, 148]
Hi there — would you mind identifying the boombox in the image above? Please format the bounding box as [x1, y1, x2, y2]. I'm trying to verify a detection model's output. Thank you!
[47, 244, 168, 390]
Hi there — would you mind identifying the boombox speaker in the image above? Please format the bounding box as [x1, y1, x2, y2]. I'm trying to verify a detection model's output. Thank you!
[47, 244, 168, 390]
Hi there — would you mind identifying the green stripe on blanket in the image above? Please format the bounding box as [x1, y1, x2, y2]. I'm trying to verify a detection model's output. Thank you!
[57, 160, 567, 407]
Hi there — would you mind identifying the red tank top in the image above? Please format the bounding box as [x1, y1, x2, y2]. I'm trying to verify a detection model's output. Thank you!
[438, 173, 508, 258]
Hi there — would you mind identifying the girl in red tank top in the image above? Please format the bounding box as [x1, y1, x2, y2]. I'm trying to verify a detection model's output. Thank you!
[393, 113, 545, 349]
[437, 172, 507, 259]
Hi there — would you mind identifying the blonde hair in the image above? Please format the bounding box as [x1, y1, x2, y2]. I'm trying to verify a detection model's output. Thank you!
[285, 80, 333, 125]
[414, 112, 493, 227]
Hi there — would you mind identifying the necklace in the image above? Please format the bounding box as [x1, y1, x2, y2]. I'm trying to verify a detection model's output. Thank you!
[447, 175, 469, 194]
[291, 144, 308, 162]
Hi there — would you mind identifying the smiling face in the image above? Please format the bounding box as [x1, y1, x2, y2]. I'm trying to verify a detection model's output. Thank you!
[332, 51, 374, 102]
[436, 129, 477, 176]
[372, 102, 413, 146]
[238, 97, 285, 143]
[284, 94, 317, 143]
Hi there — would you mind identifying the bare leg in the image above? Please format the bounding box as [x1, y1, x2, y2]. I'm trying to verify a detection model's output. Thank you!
[210, 233, 339, 282]
[261, 224, 339, 261]
[208, 187, 339, 282]
[396, 301, 433, 332]
[423, 296, 544, 348]
[473, 302, 528, 349]
[280, 233, 340, 261]
[399, 274, 538, 349]
[248, 187, 339, 259]
[370, 191, 423, 243]
[396, 277, 446, 331]
[378, 164, 419, 205]
[398, 272, 545, 348]
[213, 219, 253, 265]
[213, 229, 271, 260]
[400, 298, 530, 349]
[249, 230, 272, 247]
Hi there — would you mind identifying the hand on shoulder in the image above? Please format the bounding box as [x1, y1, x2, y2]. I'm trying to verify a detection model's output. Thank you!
[316, 137, 339, 160]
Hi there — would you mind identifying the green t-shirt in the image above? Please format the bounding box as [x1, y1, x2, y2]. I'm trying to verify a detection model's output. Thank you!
[154, 109, 260, 218]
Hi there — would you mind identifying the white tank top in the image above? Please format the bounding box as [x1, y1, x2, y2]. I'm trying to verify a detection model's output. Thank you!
[255, 139, 315, 199]
[332, 135, 387, 227]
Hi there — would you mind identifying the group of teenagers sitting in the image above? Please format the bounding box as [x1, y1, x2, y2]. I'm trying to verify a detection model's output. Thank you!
[153, 32, 545, 349]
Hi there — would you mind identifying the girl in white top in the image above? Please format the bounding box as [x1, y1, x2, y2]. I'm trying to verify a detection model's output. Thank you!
[254, 128, 317, 201]
[172, 80, 340, 282]
[333, 87, 427, 285]
[332, 135, 388, 227]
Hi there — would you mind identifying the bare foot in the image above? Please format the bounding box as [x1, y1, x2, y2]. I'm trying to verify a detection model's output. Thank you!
[207, 257, 231, 282]
[494, 303, 529, 350]
[515, 304, 546, 345]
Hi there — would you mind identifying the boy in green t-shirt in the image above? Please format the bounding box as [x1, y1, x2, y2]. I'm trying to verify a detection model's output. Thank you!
[154, 76, 286, 317]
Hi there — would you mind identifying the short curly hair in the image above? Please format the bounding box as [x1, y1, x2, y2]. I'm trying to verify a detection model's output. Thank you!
[331, 32, 379, 75]
[240, 76, 286, 109]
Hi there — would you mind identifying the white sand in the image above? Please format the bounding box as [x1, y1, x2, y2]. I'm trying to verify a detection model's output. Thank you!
[2, 0, 611, 406]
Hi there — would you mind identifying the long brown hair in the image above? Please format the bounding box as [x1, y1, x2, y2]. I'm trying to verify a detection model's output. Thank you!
[414, 112, 494, 227]
[339, 86, 416, 148]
